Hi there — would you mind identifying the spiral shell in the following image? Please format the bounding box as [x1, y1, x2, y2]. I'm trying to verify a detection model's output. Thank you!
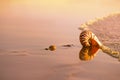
[79, 30, 120, 61]
[80, 30, 102, 47]
[80, 30, 92, 47]
[79, 30, 101, 56]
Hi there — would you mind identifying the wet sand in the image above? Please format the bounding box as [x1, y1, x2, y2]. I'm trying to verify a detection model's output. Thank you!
[0, 46, 120, 80]
[1, 14, 120, 80]
[0, 1, 120, 80]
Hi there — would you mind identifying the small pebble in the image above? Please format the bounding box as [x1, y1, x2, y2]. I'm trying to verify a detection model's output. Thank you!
[49, 45, 56, 51]
[45, 48, 49, 50]
[62, 44, 74, 47]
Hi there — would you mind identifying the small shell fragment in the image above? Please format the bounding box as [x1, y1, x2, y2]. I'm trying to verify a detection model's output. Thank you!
[49, 45, 56, 51]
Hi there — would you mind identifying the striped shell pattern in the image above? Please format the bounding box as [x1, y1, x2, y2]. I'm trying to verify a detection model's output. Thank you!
[79, 30, 120, 61]
[80, 30, 93, 47]
[80, 30, 102, 47]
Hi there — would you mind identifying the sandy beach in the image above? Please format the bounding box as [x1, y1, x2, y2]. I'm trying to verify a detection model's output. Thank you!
[0, 47, 120, 80]
[0, 0, 120, 80]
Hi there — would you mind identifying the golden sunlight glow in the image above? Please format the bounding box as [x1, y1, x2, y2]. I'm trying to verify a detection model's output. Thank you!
[0, 0, 120, 49]
[1, 0, 119, 16]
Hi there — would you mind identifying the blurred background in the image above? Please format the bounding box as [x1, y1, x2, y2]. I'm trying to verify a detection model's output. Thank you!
[0, 0, 120, 49]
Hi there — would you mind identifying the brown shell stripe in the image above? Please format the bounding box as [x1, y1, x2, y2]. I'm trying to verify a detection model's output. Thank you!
[80, 30, 92, 46]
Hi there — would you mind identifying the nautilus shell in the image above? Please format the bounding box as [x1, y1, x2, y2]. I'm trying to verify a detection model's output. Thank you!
[80, 30, 92, 47]
[80, 30, 102, 48]
[79, 30, 120, 61]
[79, 30, 101, 60]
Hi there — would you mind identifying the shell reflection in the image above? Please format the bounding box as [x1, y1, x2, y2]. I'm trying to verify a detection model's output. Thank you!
[79, 45, 99, 61]
[79, 30, 101, 61]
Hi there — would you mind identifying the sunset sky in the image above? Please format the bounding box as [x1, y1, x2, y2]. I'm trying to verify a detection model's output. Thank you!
[0, 0, 120, 19]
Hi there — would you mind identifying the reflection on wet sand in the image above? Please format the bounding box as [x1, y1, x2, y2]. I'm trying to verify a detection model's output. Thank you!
[79, 44, 120, 61]
[79, 45, 99, 61]
[100, 45, 120, 61]
[79, 30, 100, 61]
[79, 43, 120, 61]
[79, 29, 120, 61]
